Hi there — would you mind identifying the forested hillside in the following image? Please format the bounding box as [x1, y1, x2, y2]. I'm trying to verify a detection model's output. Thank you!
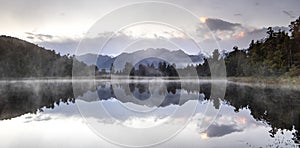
[224, 17, 300, 77]
[0, 36, 95, 78]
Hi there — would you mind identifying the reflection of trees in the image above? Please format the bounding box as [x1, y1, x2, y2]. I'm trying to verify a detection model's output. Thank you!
[96, 82, 220, 107]
[129, 83, 149, 94]
[166, 82, 180, 94]
[129, 83, 151, 100]
[95, 82, 184, 107]
[0, 81, 97, 120]
[0, 82, 75, 120]
[224, 83, 300, 143]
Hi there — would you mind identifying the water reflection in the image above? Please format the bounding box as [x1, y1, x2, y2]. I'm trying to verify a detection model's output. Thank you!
[0, 82, 75, 120]
[0, 80, 299, 146]
[225, 83, 300, 143]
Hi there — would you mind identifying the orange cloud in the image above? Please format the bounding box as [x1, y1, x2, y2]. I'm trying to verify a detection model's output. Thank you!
[200, 133, 209, 139]
[236, 117, 247, 124]
[234, 31, 245, 38]
[200, 17, 207, 23]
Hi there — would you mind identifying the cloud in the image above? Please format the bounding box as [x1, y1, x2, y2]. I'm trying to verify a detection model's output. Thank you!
[205, 18, 242, 31]
[32, 16, 290, 56]
[282, 10, 296, 18]
[36, 30, 203, 56]
[234, 13, 242, 16]
[24, 114, 52, 123]
[204, 124, 243, 138]
[195, 16, 291, 52]
[25, 32, 54, 42]
[26, 36, 34, 40]
[38, 38, 79, 55]
[196, 18, 245, 43]
[216, 26, 290, 51]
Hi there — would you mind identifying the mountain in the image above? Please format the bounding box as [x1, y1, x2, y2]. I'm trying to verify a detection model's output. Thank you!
[76, 48, 205, 71]
[75, 54, 115, 70]
[75, 53, 112, 66]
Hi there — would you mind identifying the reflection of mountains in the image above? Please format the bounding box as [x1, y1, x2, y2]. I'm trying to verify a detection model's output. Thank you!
[0, 81, 299, 142]
[95, 82, 198, 107]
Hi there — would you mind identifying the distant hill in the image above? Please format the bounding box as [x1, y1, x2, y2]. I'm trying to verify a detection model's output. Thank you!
[0, 35, 93, 78]
[75, 53, 114, 69]
[76, 48, 205, 71]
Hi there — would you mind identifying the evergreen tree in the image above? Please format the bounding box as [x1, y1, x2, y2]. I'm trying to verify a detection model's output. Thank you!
[225, 46, 247, 76]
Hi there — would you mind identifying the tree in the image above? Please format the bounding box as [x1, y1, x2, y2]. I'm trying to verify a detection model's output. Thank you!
[225, 46, 247, 76]
[100, 68, 107, 75]
[212, 49, 220, 60]
[158, 61, 167, 76]
[123, 62, 133, 75]
[289, 16, 300, 67]
[208, 49, 224, 77]
[110, 63, 115, 74]
[196, 58, 210, 76]
[267, 27, 274, 38]
[138, 64, 146, 76]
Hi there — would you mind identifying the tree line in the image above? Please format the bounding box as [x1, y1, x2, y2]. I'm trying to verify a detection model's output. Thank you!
[104, 61, 179, 77]
[224, 17, 300, 77]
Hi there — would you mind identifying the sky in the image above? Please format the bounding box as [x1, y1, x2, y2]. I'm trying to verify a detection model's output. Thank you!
[0, 0, 299, 56]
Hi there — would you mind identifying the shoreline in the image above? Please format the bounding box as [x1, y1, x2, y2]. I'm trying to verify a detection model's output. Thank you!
[227, 76, 300, 85]
[1, 76, 300, 85]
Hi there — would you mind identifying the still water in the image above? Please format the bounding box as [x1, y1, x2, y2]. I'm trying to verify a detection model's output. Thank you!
[0, 79, 299, 147]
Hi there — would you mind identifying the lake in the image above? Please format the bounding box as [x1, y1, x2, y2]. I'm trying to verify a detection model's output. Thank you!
[0, 79, 299, 147]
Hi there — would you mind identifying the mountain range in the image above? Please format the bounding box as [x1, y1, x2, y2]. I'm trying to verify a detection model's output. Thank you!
[76, 48, 205, 71]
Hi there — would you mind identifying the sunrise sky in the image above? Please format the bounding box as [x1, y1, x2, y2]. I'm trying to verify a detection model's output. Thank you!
[1, 0, 299, 55]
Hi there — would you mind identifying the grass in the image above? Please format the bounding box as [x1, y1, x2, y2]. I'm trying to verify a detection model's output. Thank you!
[228, 76, 300, 85]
